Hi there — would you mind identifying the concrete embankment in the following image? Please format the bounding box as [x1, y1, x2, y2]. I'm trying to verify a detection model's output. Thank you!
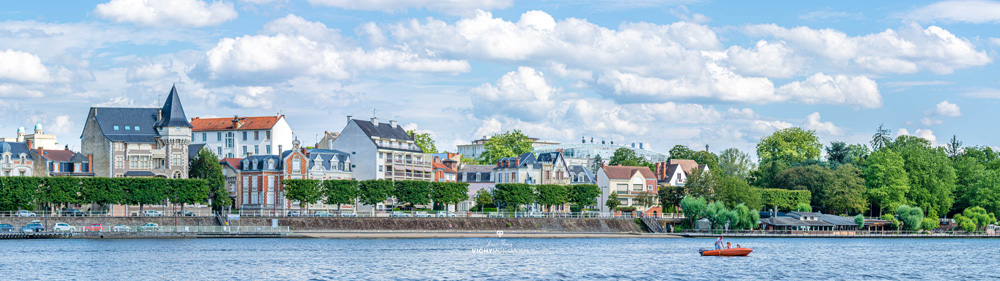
[236, 217, 646, 233]
[0, 216, 217, 227]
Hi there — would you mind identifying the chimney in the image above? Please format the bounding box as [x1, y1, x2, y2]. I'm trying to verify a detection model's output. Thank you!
[347, 115, 353, 125]
[301, 147, 307, 155]
[64, 145, 70, 151]
[232, 115, 242, 129]
[389, 120, 397, 127]
[371, 117, 379, 125]
[38, 147, 44, 158]
[26, 139, 33, 149]
[87, 154, 93, 173]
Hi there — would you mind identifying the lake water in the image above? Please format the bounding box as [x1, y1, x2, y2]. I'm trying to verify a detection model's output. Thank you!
[0, 237, 996, 280]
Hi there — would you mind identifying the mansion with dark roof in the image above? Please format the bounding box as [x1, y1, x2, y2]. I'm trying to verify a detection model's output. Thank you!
[81, 86, 193, 178]
[330, 116, 431, 181]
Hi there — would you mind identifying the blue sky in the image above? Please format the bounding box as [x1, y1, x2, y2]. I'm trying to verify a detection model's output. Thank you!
[2, 0, 999, 159]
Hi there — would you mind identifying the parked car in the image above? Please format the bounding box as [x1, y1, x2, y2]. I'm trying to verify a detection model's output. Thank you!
[176, 210, 195, 217]
[21, 221, 44, 232]
[436, 212, 457, 217]
[525, 212, 544, 218]
[313, 211, 333, 217]
[390, 211, 410, 218]
[487, 212, 503, 218]
[52, 223, 76, 232]
[0, 224, 14, 232]
[136, 223, 159, 232]
[62, 209, 88, 217]
[112, 224, 131, 232]
[339, 212, 358, 217]
[287, 211, 303, 217]
[16, 210, 37, 217]
[142, 210, 163, 217]
[413, 211, 432, 218]
[84, 224, 103, 232]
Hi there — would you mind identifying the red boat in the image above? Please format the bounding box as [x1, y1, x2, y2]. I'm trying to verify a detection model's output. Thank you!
[699, 248, 753, 256]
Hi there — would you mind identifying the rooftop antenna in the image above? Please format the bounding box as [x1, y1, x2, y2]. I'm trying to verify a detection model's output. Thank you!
[372, 108, 377, 118]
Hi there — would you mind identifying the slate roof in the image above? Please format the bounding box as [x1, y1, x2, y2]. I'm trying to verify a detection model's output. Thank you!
[818, 214, 858, 226]
[535, 151, 561, 164]
[188, 143, 206, 160]
[241, 155, 282, 171]
[352, 119, 422, 153]
[37, 148, 76, 162]
[155, 85, 192, 128]
[69, 153, 89, 162]
[458, 165, 493, 183]
[459, 165, 494, 173]
[601, 165, 655, 180]
[568, 165, 595, 183]
[0, 142, 30, 156]
[190, 116, 283, 132]
[305, 149, 350, 171]
[761, 217, 811, 227]
[90, 107, 161, 143]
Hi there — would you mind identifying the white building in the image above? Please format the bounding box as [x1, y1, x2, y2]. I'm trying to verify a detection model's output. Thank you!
[1, 124, 59, 149]
[456, 135, 559, 161]
[597, 165, 657, 213]
[533, 137, 667, 166]
[330, 116, 431, 181]
[189, 115, 293, 159]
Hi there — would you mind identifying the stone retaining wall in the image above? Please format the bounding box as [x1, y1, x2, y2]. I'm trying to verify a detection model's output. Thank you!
[234, 217, 645, 233]
[0, 217, 217, 228]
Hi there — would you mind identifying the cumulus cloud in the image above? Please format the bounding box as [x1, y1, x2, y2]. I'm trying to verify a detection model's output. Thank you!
[95, 0, 238, 27]
[897, 128, 938, 145]
[306, 0, 512, 15]
[920, 117, 944, 126]
[722, 40, 801, 78]
[743, 23, 991, 74]
[750, 120, 793, 134]
[0, 49, 52, 83]
[471, 67, 556, 122]
[905, 0, 1000, 24]
[669, 5, 711, 23]
[126, 63, 169, 83]
[205, 15, 470, 83]
[595, 65, 777, 104]
[233, 86, 274, 109]
[0, 84, 44, 98]
[803, 112, 844, 136]
[775, 73, 882, 108]
[927, 100, 962, 117]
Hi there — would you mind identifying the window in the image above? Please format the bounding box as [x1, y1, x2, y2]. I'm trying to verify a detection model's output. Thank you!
[218, 147, 222, 156]
[202, 133, 207, 141]
[113, 126, 119, 130]
[254, 131, 259, 140]
[292, 157, 301, 172]
[125, 126, 130, 131]
[226, 132, 234, 148]
[217, 132, 222, 141]
[134, 126, 140, 131]
[242, 131, 247, 140]
[254, 145, 259, 155]
[266, 145, 271, 154]
[266, 131, 271, 140]
[242, 146, 248, 155]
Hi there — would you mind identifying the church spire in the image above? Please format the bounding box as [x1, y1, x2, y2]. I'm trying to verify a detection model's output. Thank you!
[156, 84, 193, 128]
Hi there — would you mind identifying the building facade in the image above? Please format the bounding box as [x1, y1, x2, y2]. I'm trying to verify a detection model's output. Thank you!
[1, 124, 59, 150]
[654, 159, 707, 187]
[456, 135, 559, 161]
[80, 86, 192, 178]
[533, 137, 667, 168]
[457, 164, 494, 212]
[220, 157, 242, 208]
[597, 165, 657, 213]
[189, 115, 293, 159]
[330, 116, 431, 181]
[315, 131, 339, 150]
[568, 165, 595, 184]
[31, 146, 93, 177]
[0, 142, 34, 176]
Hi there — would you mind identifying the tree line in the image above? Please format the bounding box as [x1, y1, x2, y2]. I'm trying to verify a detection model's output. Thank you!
[0, 177, 210, 213]
[484, 183, 600, 213]
[282, 179, 470, 212]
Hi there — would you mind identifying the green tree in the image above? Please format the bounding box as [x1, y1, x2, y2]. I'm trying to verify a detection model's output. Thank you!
[893, 135, 956, 218]
[880, 214, 900, 230]
[846, 144, 871, 165]
[125, 178, 168, 213]
[493, 183, 534, 213]
[753, 160, 791, 189]
[757, 127, 822, 165]
[568, 184, 600, 210]
[634, 191, 658, 212]
[826, 141, 850, 166]
[474, 188, 493, 210]
[284, 179, 323, 213]
[704, 201, 730, 230]
[407, 130, 438, 153]
[854, 214, 865, 229]
[870, 124, 892, 151]
[680, 196, 707, 228]
[952, 157, 986, 213]
[759, 188, 811, 212]
[358, 179, 394, 214]
[773, 165, 835, 208]
[863, 149, 910, 216]
[946, 135, 962, 159]
[684, 168, 716, 200]
[80, 178, 124, 213]
[896, 205, 924, 231]
[42, 177, 81, 211]
[323, 179, 359, 212]
[955, 214, 977, 232]
[189, 147, 229, 213]
[431, 182, 469, 212]
[794, 203, 812, 212]
[590, 155, 603, 174]
[962, 206, 997, 231]
[658, 186, 685, 213]
[733, 203, 760, 230]
[921, 217, 938, 231]
[0, 177, 41, 211]
[479, 130, 533, 165]
[824, 164, 868, 215]
[605, 192, 621, 211]
[393, 180, 432, 210]
[609, 148, 644, 166]
[717, 148, 754, 179]
[714, 176, 762, 210]
[669, 145, 696, 160]
[691, 150, 720, 172]
[535, 184, 568, 212]
[170, 179, 209, 214]
[967, 170, 1000, 216]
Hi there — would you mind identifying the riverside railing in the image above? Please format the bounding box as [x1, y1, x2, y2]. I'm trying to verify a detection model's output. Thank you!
[0, 208, 216, 218]
[678, 229, 1000, 237]
[233, 209, 686, 219]
[43, 225, 290, 234]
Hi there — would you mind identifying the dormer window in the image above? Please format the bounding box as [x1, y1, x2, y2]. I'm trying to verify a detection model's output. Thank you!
[113, 126, 119, 130]
[252, 159, 259, 169]
[267, 159, 275, 170]
[135, 126, 140, 131]
[125, 126, 131, 131]
[243, 160, 249, 169]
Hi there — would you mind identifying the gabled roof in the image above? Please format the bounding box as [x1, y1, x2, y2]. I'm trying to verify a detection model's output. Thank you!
[433, 162, 457, 173]
[601, 165, 655, 180]
[535, 151, 562, 164]
[496, 152, 537, 169]
[190, 116, 284, 132]
[155, 85, 193, 128]
[352, 119, 422, 153]
[669, 159, 700, 175]
[818, 214, 858, 226]
[69, 152, 90, 162]
[89, 107, 161, 143]
[305, 148, 350, 171]
[37, 148, 76, 162]
[188, 143, 206, 160]
[568, 165, 595, 183]
[240, 155, 282, 171]
[0, 142, 30, 156]
[220, 157, 243, 170]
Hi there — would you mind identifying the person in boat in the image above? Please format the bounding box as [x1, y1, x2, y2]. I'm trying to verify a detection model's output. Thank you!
[726, 242, 731, 249]
[736, 244, 741, 249]
[714, 237, 723, 250]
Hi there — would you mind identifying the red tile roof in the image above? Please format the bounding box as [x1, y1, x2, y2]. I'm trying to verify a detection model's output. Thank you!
[602, 165, 655, 180]
[191, 116, 283, 132]
[39, 149, 76, 162]
[220, 157, 243, 170]
[433, 162, 457, 173]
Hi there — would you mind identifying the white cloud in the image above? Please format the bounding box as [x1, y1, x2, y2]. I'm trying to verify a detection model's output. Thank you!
[799, 10, 864, 21]
[722, 40, 801, 78]
[927, 100, 962, 117]
[49, 115, 74, 135]
[306, 0, 512, 15]
[750, 120, 793, 134]
[920, 117, 944, 126]
[669, 5, 711, 23]
[804, 112, 844, 136]
[95, 0, 238, 27]
[897, 128, 938, 145]
[726, 108, 757, 119]
[595, 65, 777, 103]
[471, 67, 556, 122]
[0, 84, 44, 98]
[94, 96, 136, 107]
[126, 63, 169, 82]
[233, 86, 274, 109]
[776, 73, 882, 108]
[0, 49, 52, 83]
[743, 24, 991, 74]
[906, 0, 1000, 24]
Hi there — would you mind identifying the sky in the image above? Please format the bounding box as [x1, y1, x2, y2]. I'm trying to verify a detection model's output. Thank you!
[2, 0, 999, 159]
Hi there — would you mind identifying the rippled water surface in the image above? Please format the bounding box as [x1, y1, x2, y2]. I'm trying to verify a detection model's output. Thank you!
[0, 237, 996, 280]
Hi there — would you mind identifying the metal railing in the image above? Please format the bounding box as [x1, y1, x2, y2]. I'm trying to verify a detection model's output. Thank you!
[47, 225, 290, 234]
[0, 208, 216, 218]
[230, 209, 686, 219]
[678, 229, 1000, 236]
